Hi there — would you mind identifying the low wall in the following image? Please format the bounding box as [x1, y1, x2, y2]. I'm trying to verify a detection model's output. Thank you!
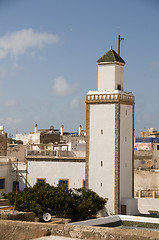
[71, 215, 159, 226]
[0, 210, 35, 221]
[138, 198, 159, 214]
[1, 219, 159, 240]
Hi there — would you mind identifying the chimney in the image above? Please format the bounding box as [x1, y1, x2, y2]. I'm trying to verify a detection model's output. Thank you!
[78, 125, 82, 136]
[61, 124, 64, 136]
[35, 124, 38, 134]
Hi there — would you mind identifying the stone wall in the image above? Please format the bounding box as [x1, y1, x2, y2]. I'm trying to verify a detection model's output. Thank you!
[0, 210, 35, 221]
[0, 132, 7, 156]
[0, 219, 159, 240]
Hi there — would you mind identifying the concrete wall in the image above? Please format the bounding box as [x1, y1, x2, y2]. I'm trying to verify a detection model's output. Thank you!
[120, 104, 133, 200]
[7, 145, 26, 162]
[134, 169, 159, 191]
[27, 160, 85, 188]
[89, 104, 115, 213]
[134, 150, 153, 169]
[138, 198, 159, 214]
[0, 219, 159, 240]
[0, 132, 7, 156]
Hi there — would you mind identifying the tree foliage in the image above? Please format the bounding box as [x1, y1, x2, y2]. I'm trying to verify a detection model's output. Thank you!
[2, 182, 107, 221]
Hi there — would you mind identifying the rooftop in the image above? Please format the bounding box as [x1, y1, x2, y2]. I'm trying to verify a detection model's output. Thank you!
[97, 48, 125, 64]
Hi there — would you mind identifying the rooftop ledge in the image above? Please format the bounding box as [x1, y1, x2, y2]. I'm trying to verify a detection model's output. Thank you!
[87, 90, 134, 96]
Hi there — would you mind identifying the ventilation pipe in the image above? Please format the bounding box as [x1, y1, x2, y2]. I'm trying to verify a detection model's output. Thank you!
[78, 125, 82, 136]
[35, 124, 38, 134]
[61, 124, 64, 136]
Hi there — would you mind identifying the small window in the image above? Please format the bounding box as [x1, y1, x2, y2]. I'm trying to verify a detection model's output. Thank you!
[125, 137, 127, 142]
[0, 179, 5, 190]
[117, 84, 121, 90]
[13, 181, 19, 191]
[101, 130, 104, 135]
[101, 182, 102, 187]
[126, 110, 127, 115]
[37, 178, 46, 183]
[157, 145, 159, 150]
[58, 179, 69, 188]
[101, 161, 103, 167]
[82, 179, 86, 188]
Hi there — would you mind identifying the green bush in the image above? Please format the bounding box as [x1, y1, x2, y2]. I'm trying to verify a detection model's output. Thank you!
[2, 182, 107, 221]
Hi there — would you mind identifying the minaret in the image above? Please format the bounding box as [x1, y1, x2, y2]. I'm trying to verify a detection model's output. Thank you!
[86, 48, 134, 215]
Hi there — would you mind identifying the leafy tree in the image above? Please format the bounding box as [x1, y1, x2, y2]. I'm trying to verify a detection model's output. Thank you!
[2, 182, 107, 221]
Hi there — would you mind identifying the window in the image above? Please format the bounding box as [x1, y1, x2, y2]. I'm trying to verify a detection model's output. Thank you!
[157, 145, 159, 150]
[126, 110, 127, 115]
[12, 181, 19, 191]
[101, 161, 103, 167]
[37, 178, 46, 183]
[101, 182, 102, 187]
[0, 179, 5, 190]
[125, 137, 127, 142]
[101, 130, 104, 135]
[117, 84, 121, 90]
[58, 179, 69, 188]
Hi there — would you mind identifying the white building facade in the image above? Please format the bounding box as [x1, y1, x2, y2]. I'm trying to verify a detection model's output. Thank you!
[86, 48, 135, 215]
[27, 157, 85, 189]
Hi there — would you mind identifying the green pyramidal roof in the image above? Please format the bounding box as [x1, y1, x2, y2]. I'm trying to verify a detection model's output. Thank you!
[97, 48, 125, 64]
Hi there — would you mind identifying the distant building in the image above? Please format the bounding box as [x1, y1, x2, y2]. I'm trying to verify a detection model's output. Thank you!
[141, 128, 159, 138]
[15, 124, 60, 145]
[0, 126, 7, 156]
[134, 135, 159, 169]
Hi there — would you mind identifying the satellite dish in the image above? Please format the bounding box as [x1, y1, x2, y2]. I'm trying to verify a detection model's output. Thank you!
[43, 213, 51, 222]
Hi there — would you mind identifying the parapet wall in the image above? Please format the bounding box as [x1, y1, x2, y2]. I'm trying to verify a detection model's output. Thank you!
[0, 219, 159, 240]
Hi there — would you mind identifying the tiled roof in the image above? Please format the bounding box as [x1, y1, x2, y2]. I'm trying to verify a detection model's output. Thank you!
[97, 48, 125, 64]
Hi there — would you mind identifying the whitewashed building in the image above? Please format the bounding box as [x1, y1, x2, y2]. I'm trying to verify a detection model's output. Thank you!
[86, 48, 135, 215]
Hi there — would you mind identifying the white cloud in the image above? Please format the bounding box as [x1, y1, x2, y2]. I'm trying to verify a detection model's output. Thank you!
[5, 99, 17, 107]
[52, 76, 79, 96]
[0, 117, 22, 126]
[0, 28, 60, 59]
[70, 97, 79, 109]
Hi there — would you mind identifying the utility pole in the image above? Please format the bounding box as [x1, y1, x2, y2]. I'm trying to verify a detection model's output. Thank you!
[14, 159, 19, 209]
[118, 35, 124, 56]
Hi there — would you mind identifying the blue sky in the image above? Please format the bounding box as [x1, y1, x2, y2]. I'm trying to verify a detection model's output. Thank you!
[0, 0, 159, 136]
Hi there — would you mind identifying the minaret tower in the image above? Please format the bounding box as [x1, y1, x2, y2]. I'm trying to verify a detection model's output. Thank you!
[86, 48, 134, 215]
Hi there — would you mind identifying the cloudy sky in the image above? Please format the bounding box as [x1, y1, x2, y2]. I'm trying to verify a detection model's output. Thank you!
[0, 0, 159, 136]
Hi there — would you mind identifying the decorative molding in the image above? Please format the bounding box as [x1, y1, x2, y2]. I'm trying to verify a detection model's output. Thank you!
[86, 93, 134, 105]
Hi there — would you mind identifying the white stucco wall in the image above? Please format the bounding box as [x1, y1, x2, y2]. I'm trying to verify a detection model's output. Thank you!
[98, 64, 124, 91]
[15, 133, 40, 145]
[120, 104, 133, 201]
[0, 161, 11, 196]
[115, 64, 124, 90]
[27, 160, 85, 189]
[89, 104, 115, 213]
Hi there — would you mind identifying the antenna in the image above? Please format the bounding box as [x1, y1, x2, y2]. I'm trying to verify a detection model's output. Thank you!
[43, 213, 51, 222]
[118, 35, 124, 56]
